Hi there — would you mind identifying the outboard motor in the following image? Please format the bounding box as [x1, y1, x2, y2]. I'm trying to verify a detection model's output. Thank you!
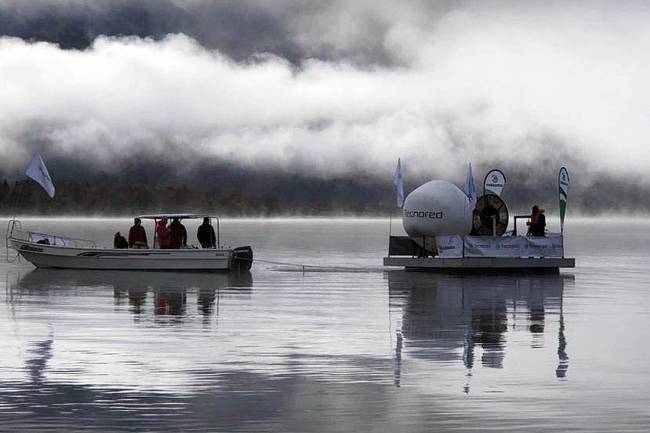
[232, 246, 253, 272]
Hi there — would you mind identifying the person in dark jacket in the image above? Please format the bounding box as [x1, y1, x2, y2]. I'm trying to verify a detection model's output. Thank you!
[197, 217, 216, 248]
[128, 217, 148, 248]
[168, 217, 187, 249]
[527, 205, 546, 236]
[114, 232, 128, 249]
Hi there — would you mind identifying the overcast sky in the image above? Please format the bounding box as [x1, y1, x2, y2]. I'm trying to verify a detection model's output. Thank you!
[1, 0, 649, 182]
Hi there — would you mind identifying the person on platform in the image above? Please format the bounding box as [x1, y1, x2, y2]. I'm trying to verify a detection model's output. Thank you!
[128, 217, 148, 248]
[114, 232, 128, 249]
[527, 205, 546, 236]
[168, 217, 187, 249]
[197, 217, 217, 248]
[156, 218, 171, 249]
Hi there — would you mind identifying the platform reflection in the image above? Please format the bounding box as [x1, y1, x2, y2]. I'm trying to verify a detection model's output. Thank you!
[388, 271, 571, 389]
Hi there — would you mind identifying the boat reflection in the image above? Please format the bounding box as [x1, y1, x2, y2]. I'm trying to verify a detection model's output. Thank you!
[388, 271, 572, 388]
[10, 269, 253, 321]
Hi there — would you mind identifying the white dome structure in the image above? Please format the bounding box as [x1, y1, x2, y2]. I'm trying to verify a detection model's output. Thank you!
[402, 180, 472, 237]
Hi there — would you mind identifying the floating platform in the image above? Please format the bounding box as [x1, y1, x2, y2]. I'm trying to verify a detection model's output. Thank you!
[383, 256, 575, 271]
[385, 235, 575, 272]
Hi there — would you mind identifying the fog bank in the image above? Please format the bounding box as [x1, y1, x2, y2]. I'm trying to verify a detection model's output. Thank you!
[1, 1, 649, 184]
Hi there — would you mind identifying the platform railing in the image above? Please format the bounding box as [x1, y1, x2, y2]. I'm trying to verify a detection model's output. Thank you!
[512, 215, 531, 236]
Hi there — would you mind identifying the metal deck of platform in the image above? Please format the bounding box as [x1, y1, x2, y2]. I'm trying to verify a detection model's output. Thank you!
[383, 256, 575, 270]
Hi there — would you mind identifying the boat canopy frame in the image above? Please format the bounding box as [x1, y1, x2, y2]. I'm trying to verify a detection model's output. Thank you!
[5, 214, 221, 252]
[138, 214, 220, 249]
[137, 213, 212, 220]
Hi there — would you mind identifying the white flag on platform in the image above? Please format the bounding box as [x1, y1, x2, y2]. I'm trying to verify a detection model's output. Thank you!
[392, 158, 405, 208]
[464, 162, 477, 211]
[483, 168, 506, 196]
[25, 153, 55, 198]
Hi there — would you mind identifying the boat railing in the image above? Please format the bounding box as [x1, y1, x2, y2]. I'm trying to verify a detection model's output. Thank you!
[7, 220, 97, 249]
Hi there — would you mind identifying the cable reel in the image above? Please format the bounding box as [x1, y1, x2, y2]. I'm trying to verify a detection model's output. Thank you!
[472, 194, 509, 236]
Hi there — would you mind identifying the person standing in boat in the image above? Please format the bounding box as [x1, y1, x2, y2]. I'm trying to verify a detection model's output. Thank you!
[169, 217, 187, 248]
[197, 217, 216, 248]
[128, 217, 148, 248]
[527, 205, 546, 236]
[156, 218, 171, 249]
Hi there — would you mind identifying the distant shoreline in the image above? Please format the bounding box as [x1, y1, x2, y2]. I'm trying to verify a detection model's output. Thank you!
[1, 214, 646, 221]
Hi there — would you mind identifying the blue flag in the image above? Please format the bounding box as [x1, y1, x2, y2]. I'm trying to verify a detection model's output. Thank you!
[25, 153, 55, 198]
[392, 158, 404, 208]
[464, 162, 476, 211]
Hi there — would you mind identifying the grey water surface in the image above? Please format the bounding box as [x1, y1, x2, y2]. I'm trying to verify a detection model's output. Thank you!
[1, 218, 649, 432]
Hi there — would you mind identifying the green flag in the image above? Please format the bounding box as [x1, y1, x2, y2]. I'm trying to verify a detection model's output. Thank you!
[558, 167, 570, 233]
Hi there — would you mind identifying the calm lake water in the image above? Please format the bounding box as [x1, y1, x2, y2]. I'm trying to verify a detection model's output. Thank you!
[1, 218, 649, 432]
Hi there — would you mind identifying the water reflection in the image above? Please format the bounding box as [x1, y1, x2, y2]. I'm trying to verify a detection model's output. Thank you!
[388, 271, 572, 389]
[10, 269, 253, 322]
[26, 329, 53, 386]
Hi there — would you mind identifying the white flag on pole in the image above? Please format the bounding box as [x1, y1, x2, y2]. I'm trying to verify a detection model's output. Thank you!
[25, 153, 55, 198]
[392, 158, 405, 208]
[483, 168, 507, 196]
[464, 162, 477, 211]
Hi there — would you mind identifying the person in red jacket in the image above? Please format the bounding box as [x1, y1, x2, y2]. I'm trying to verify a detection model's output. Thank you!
[128, 217, 148, 248]
[527, 205, 546, 236]
[156, 218, 171, 249]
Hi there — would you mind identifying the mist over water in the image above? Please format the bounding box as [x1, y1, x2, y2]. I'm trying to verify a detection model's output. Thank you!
[1, 217, 649, 432]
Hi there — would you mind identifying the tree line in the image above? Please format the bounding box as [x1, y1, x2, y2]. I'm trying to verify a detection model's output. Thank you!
[1, 173, 648, 217]
[0, 178, 396, 217]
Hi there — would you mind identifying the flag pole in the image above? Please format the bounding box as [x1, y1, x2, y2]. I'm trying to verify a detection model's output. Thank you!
[6, 180, 26, 261]
[10, 180, 26, 221]
[8, 153, 56, 249]
[391, 158, 405, 252]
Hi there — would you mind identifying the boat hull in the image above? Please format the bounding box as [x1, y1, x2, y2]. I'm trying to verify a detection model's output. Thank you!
[10, 238, 238, 271]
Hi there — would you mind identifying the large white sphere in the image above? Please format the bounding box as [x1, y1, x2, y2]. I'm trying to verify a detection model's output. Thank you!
[402, 180, 472, 237]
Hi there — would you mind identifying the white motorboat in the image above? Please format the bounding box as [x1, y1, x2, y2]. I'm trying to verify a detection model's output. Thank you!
[6, 214, 253, 272]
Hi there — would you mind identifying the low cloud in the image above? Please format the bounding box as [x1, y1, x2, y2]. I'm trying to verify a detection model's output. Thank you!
[1, 1, 650, 184]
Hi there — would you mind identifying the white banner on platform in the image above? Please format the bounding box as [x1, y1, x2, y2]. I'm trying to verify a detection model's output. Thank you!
[526, 235, 564, 257]
[436, 235, 564, 258]
[435, 235, 464, 257]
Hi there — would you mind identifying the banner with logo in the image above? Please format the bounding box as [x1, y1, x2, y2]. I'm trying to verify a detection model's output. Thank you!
[435, 235, 464, 257]
[558, 167, 570, 233]
[436, 235, 564, 258]
[483, 169, 506, 196]
[464, 235, 564, 258]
